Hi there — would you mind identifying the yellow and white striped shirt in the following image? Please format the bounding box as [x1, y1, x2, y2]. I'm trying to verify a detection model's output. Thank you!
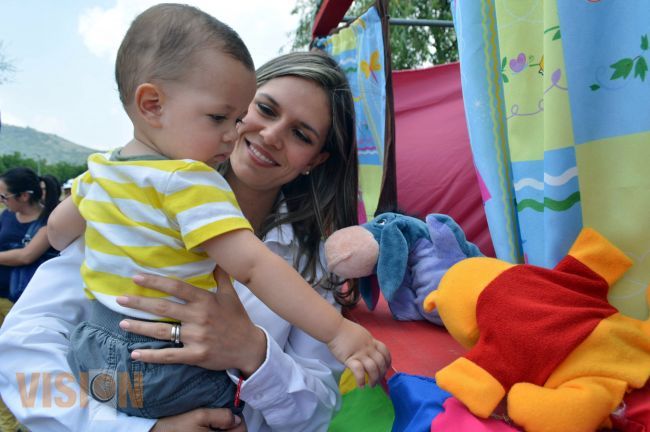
[72, 152, 251, 320]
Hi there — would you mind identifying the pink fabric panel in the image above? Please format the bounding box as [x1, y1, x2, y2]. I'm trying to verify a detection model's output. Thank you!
[393, 63, 495, 257]
[430, 398, 520, 432]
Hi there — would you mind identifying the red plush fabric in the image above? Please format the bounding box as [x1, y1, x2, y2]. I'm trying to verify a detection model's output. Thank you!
[393, 63, 495, 257]
[345, 295, 466, 377]
[468, 256, 617, 390]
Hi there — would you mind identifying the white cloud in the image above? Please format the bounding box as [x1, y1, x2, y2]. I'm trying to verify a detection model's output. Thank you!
[78, 0, 300, 68]
[78, 1, 136, 61]
[73, 0, 301, 151]
[0, 111, 27, 128]
[0, 110, 67, 137]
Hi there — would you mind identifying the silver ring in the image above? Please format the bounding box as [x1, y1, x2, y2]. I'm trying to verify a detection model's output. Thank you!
[170, 323, 181, 345]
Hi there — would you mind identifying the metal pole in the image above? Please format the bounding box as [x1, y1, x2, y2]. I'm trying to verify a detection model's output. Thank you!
[342, 16, 454, 28]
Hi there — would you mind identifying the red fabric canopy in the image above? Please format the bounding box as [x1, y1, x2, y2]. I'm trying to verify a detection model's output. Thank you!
[394, 62, 495, 257]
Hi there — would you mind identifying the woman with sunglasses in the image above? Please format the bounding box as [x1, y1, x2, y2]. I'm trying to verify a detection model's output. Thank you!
[0, 167, 60, 298]
[0, 167, 60, 430]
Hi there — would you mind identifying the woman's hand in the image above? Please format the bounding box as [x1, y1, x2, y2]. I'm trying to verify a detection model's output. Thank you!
[116, 268, 267, 376]
[151, 407, 246, 432]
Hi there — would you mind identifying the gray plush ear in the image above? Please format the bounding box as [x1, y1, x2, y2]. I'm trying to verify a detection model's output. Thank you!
[376, 223, 409, 301]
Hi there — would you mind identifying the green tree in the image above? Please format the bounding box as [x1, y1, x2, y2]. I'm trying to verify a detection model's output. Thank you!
[0, 152, 86, 183]
[289, 0, 457, 70]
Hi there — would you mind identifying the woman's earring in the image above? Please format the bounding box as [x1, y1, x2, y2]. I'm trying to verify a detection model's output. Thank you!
[303, 170, 310, 176]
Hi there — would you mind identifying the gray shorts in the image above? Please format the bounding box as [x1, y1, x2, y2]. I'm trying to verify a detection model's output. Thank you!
[67, 301, 240, 418]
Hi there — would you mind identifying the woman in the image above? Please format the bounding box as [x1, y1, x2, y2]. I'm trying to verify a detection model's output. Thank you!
[0, 51, 369, 431]
[0, 167, 59, 431]
[0, 168, 60, 291]
[0, 167, 60, 300]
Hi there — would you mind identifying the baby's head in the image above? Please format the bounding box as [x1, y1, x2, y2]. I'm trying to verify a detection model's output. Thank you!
[116, 3, 256, 163]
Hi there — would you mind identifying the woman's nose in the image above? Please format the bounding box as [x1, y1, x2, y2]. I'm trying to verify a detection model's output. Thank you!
[260, 123, 283, 149]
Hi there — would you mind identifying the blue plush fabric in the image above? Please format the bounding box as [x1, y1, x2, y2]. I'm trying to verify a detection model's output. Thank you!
[360, 213, 482, 324]
[388, 373, 451, 432]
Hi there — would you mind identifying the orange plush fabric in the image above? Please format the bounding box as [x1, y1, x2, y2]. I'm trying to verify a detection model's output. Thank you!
[424, 228, 650, 432]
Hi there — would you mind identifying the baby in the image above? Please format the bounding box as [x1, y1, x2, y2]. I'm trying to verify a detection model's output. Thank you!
[48, 3, 389, 418]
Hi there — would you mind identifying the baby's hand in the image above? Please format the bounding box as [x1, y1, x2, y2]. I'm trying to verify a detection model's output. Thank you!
[328, 318, 391, 387]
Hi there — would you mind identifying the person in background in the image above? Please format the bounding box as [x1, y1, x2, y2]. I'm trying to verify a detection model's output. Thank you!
[40, 174, 61, 203]
[0, 167, 59, 432]
[0, 167, 59, 298]
[61, 178, 73, 198]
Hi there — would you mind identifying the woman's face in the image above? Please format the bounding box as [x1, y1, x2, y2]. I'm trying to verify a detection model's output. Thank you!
[0, 180, 24, 212]
[229, 76, 331, 192]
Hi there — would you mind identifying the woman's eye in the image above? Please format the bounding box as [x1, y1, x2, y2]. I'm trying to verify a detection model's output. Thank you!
[293, 129, 311, 144]
[257, 103, 274, 116]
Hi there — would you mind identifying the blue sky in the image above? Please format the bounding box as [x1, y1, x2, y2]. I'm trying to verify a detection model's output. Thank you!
[0, 0, 299, 150]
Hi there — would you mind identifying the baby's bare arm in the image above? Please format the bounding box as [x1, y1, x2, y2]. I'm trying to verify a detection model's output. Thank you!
[202, 230, 391, 385]
[203, 229, 343, 342]
[47, 197, 86, 251]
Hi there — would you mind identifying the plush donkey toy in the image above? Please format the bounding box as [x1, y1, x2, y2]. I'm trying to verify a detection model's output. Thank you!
[324, 212, 482, 325]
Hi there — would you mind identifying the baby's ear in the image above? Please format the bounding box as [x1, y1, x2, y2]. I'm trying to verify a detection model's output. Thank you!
[134, 83, 163, 128]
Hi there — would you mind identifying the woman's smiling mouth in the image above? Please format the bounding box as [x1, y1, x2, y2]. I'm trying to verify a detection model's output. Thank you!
[246, 139, 278, 166]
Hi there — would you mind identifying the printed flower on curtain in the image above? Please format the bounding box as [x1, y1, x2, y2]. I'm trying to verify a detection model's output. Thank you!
[501, 54, 544, 83]
[501, 25, 558, 84]
[590, 34, 649, 91]
[361, 50, 381, 82]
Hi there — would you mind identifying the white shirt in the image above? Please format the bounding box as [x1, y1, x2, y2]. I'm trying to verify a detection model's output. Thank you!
[0, 220, 343, 432]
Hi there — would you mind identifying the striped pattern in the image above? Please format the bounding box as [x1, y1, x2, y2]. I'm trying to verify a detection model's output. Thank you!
[517, 191, 581, 212]
[74, 153, 251, 320]
[481, 0, 522, 263]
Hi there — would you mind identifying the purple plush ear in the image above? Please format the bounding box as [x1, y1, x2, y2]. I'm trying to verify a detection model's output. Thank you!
[359, 274, 380, 310]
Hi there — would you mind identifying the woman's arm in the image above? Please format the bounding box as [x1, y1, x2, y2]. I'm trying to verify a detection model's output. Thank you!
[226, 238, 346, 431]
[0, 239, 155, 432]
[117, 260, 344, 431]
[0, 240, 241, 432]
[119, 272, 344, 432]
[0, 226, 51, 266]
[234, 311, 344, 431]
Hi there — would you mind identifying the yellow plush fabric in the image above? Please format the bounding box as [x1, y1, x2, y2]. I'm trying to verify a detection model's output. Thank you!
[426, 228, 650, 432]
[436, 357, 506, 418]
[507, 311, 650, 431]
[508, 376, 627, 432]
[567, 228, 633, 286]
[423, 257, 513, 349]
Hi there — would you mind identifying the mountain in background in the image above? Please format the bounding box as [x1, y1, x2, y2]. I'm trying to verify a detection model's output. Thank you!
[0, 124, 95, 165]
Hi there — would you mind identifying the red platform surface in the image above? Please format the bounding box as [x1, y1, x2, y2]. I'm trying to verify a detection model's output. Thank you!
[345, 295, 466, 379]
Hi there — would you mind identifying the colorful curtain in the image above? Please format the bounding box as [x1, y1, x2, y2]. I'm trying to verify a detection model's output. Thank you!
[313, 0, 395, 222]
[454, 0, 650, 319]
[394, 63, 495, 256]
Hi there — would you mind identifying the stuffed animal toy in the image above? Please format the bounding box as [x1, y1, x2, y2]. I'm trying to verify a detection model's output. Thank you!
[324, 212, 482, 325]
[423, 228, 650, 432]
